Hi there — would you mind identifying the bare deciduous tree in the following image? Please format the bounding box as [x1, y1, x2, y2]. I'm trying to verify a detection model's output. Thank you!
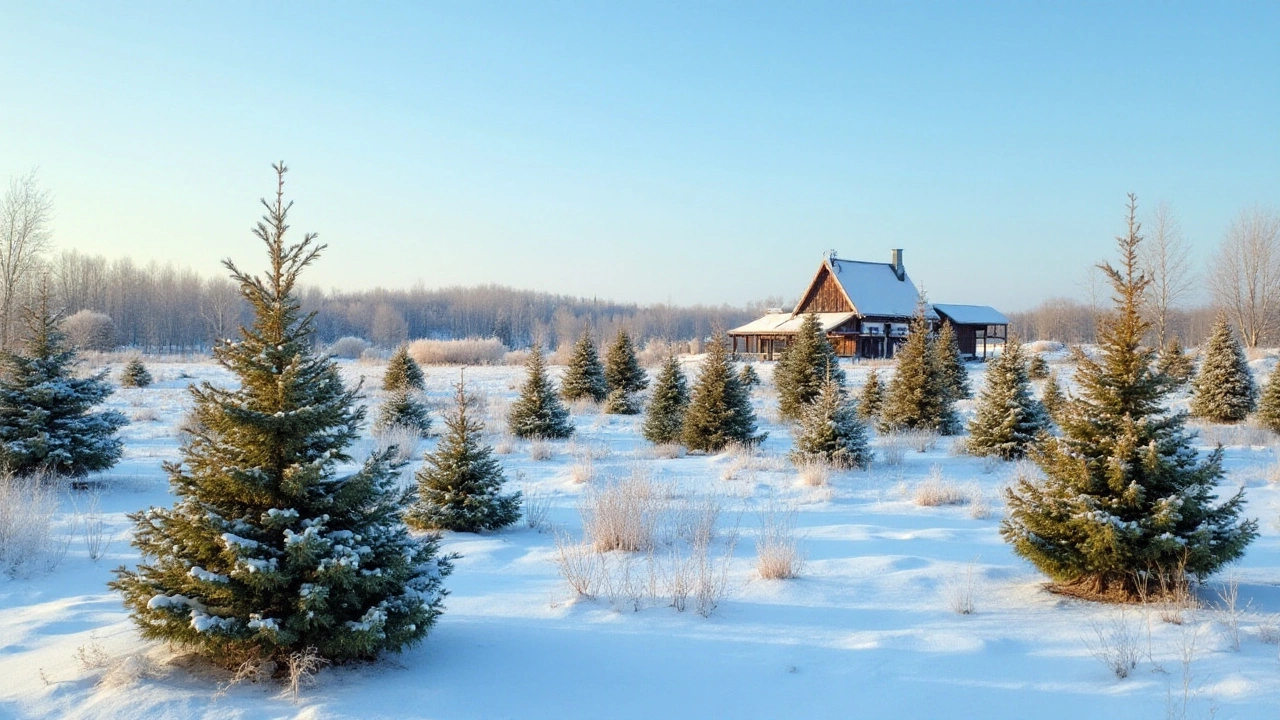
[1210, 206, 1280, 348]
[0, 171, 55, 347]
[1140, 201, 1195, 345]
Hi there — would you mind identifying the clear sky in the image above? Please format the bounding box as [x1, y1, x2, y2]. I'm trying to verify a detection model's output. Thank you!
[2, 2, 1277, 311]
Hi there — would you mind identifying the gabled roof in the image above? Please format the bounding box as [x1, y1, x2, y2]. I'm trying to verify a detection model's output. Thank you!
[933, 304, 1009, 325]
[730, 312, 858, 336]
[812, 258, 932, 319]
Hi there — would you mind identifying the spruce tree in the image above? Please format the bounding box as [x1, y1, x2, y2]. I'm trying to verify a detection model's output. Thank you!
[508, 344, 574, 439]
[1257, 369, 1280, 433]
[1041, 369, 1066, 422]
[121, 358, 154, 388]
[383, 344, 425, 393]
[1154, 336, 1195, 387]
[408, 374, 520, 532]
[738, 363, 761, 390]
[856, 368, 883, 422]
[603, 387, 641, 415]
[879, 305, 959, 434]
[933, 321, 972, 400]
[775, 313, 845, 422]
[0, 294, 127, 478]
[1189, 315, 1257, 423]
[1028, 354, 1050, 380]
[682, 333, 764, 452]
[111, 164, 451, 667]
[642, 353, 689, 445]
[374, 390, 433, 437]
[1001, 195, 1256, 600]
[790, 377, 870, 469]
[604, 329, 648, 395]
[560, 331, 607, 403]
[966, 337, 1049, 460]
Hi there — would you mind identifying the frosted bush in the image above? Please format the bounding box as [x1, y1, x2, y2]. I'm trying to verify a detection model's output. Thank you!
[0, 475, 66, 578]
[914, 466, 969, 507]
[408, 338, 508, 366]
[756, 505, 803, 580]
[581, 466, 666, 553]
[327, 336, 370, 359]
[879, 433, 908, 466]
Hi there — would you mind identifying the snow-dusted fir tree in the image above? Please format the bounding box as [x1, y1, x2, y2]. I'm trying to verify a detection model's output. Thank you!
[604, 328, 648, 395]
[642, 352, 689, 445]
[738, 363, 761, 390]
[112, 164, 452, 667]
[879, 304, 958, 434]
[374, 390, 432, 437]
[121, 358, 154, 388]
[560, 331, 607, 403]
[0, 293, 127, 478]
[1001, 196, 1256, 600]
[1154, 336, 1195, 387]
[790, 377, 870, 469]
[408, 373, 520, 532]
[682, 333, 764, 452]
[508, 344, 573, 439]
[856, 368, 883, 422]
[1041, 369, 1066, 422]
[932, 321, 971, 400]
[966, 337, 1049, 460]
[1027, 354, 1050, 380]
[383, 344, 425, 393]
[603, 387, 641, 415]
[775, 313, 845, 422]
[1257, 369, 1280, 433]
[1189, 315, 1257, 423]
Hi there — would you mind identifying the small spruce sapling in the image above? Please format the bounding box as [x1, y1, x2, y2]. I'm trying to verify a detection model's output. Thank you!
[775, 313, 845, 422]
[1256, 369, 1280, 433]
[642, 353, 689, 445]
[509, 344, 574, 439]
[604, 329, 648, 395]
[789, 377, 870, 469]
[383, 344, 425, 392]
[738, 363, 761, 390]
[1154, 336, 1195, 387]
[1189, 315, 1257, 424]
[933, 321, 972, 399]
[966, 337, 1049, 460]
[121, 358, 154, 388]
[856, 368, 883, 422]
[561, 331, 607, 403]
[1028, 354, 1050, 380]
[682, 333, 764, 452]
[1041, 369, 1066, 422]
[374, 390, 433, 437]
[603, 387, 641, 415]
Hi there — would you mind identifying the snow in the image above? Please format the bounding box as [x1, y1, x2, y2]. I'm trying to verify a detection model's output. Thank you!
[1, 357, 1279, 719]
[933, 304, 1010, 326]
[828, 259, 934, 318]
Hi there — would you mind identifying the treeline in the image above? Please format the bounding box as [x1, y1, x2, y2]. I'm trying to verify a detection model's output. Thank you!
[1006, 298, 1220, 347]
[44, 250, 762, 352]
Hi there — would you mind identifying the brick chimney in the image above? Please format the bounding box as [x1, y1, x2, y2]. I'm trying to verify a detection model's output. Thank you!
[890, 248, 904, 281]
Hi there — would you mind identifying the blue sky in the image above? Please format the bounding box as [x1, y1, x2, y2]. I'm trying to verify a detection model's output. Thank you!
[2, 2, 1277, 310]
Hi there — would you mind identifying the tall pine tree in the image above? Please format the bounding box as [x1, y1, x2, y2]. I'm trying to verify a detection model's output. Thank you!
[856, 368, 883, 422]
[1257, 369, 1280, 433]
[408, 373, 520, 532]
[112, 164, 452, 667]
[604, 328, 648, 394]
[966, 337, 1049, 460]
[682, 333, 763, 452]
[933, 321, 972, 400]
[383, 344, 425, 393]
[0, 292, 127, 478]
[560, 331, 607, 403]
[1189, 315, 1257, 423]
[642, 352, 689, 445]
[879, 304, 959, 434]
[790, 377, 870, 469]
[1001, 195, 1256, 600]
[508, 344, 574, 439]
[775, 313, 845, 422]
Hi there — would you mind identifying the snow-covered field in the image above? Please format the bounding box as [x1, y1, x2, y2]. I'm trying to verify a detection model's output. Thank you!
[2, 356, 1280, 719]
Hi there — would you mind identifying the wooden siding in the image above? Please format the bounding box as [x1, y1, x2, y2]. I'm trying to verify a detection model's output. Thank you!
[796, 267, 853, 314]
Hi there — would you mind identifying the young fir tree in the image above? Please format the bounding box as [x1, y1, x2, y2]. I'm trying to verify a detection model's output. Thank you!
[0, 293, 127, 478]
[681, 333, 764, 452]
[508, 344, 574, 439]
[775, 313, 846, 422]
[1154, 336, 1195, 387]
[966, 337, 1050, 460]
[1041, 369, 1066, 422]
[373, 390, 433, 437]
[1027, 354, 1050, 380]
[1256, 369, 1280, 433]
[642, 353, 689, 445]
[1189, 315, 1257, 423]
[111, 164, 452, 667]
[1001, 195, 1257, 600]
[383, 344, 425, 393]
[604, 328, 648, 395]
[121, 358, 154, 388]
[856, 368, 883, 422]
[933, 321, 972, 400]
[560, 331, 607, 403]
[879, 305, 959, 434]
[738, 363, 761, 390]
[789, 377, 870, 469]
[408, 373, 520, 532]
[603, 387, 641, 415]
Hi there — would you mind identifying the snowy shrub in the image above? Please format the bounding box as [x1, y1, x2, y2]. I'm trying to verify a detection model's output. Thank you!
[0, 474, 66, 578]
[647, 443, 685, 459]
[529, 440, 554, 461]
[129, 407, 157, 423]
[795, 459, 832, 487]
[581, 465, 665, 553]
[1085, 611, 1141, 679]
[568, 456, 595, 484]
[522, 484, 551, 531]
[570, 397, 603, 416]
[903, 428, 940, 452]
[494, 433, 516, 455]
[914, 467, 969, 507]
[372, 423, 422, 465]
[408, 337, 508, 366]
[75, 490, 110, 562]
[553, 530, 602, 599]
[326, 336, 369, 359]
[285, 647, 329, 702]
[670, 494, 722, 548]
[944, 562, 978, 615]
[756, 505, 804, 580]
[501, 349, 531, 366]
[879, 433, 908, 466]
[61, 310, 118, 351]
[636, 338, 673, 368]
[1258, 616, 1280, 645]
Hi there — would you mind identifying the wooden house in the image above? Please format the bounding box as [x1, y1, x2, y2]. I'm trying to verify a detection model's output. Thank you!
[729, 250, 1007, 360]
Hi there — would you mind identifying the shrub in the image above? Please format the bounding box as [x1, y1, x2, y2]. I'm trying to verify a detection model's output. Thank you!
[327, 336, 370, 359]
[407, 337, 508, 366]
[0, 474, 66, 578]
[756, 505, 804, 580]
[580, 466, 665, 553]
[61, 310, 118, 351]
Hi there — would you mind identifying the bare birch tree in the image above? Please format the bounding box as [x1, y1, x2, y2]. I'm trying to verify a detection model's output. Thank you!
[1140, 201, 1195, 345]
[1210, 206, 1280, 348]
[0, 171, 55, 347]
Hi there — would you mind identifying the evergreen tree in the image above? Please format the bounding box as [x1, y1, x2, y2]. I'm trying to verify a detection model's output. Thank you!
[1028, 354, 1050, 380]
[0, 292, 127, 478]
[111, 164, 452, 667]
[604, 328, 648, 395]
[775, 313, 845, 422]
[374, 390, 433, 437]
[738, 363, 761, 391]
[1154, 336, 1195, 387]
[789, 377, 870, 469]
[933, 321, 972, 400]
[603, 387, 641, 415]
[508, 344, 574, 439]
[560, 331, 607, 403]
[408, 374, 520, 532]
[966, 337, 1050, 460]
[1001, 195, 1256, 600]
[1257, 369, 1280, 433]
[1189, 315, 1257, 423]
[121, 358, 154, 388]
[642, 353, 689, 445]
[1041, 369, 1066, 422]
[856, 368, 883, 422]
[682, 333, 764, 452]
[879, 305, 959, 434]
[383, 344, 425, 392]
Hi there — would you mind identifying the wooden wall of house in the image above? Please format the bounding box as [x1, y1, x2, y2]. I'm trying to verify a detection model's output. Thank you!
[797, 267, 853, 313]
[952, 324, 978, 356]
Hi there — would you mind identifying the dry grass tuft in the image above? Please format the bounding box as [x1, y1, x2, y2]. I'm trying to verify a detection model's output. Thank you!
[756, 505, 804, 580]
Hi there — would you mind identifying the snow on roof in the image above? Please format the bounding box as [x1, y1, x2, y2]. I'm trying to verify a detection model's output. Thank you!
[933, 304, 1009, 325]
[730, 312, 857, 335]
[825, 259, 933, 318]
